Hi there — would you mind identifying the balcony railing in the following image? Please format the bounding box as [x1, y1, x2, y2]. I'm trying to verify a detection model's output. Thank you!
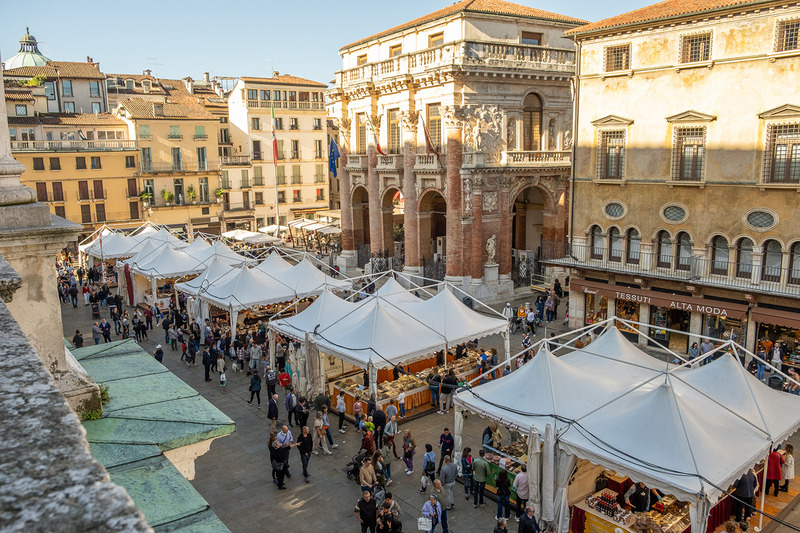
[220, 180, 232, 189]
[541, 242, 800, 298]
[290, 152, 300, 160]
[77, 189, 107, 201]
[194, 134, 208, 140]
[291, 176, 302, 184]
[377, 154, 403, 170]
[241, 180, 251, 189]
[219, 155, 251, 166]
[36, 192, 66, 203]
[415, 154, 443, 171]
[168, 135, 183, 140]
[10, 140, 137, 152]
[314, 151, 325, 160]
[253, 101, 324, 110]
[346, 154, 368, 169]
[314, 173, 325, 183]
[462, 150, 571, 169]
[139, 161, 218, 173]
[254, 177, 264, 186]
[276, 176, 286, 185]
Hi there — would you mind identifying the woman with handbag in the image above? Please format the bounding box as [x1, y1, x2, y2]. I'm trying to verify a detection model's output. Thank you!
[402, 429, 416, 474]
[418, 444, 436, 493]
[420, 493, 442, 533]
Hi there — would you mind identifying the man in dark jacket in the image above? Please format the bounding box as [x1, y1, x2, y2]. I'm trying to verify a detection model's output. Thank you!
[99, 319, 112, 343]
[519, 505, 540, 533]
[296, 425, 313, 482]
[294, 397, 310, 428]
[354, 490, 378, 533]
[372, 406, 387, 449]
[268, 393, 280, 433]
[202, 346, 212, 382]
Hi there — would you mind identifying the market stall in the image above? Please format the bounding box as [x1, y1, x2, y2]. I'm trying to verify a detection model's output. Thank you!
[129, 245, 206, 307]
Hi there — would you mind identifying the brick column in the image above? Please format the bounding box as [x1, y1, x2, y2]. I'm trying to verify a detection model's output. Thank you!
[367, 145, 382, 253]
[498, 179, 512, 278]
[471, 181, 484, 280]
[444, 124, 463, 279]
[401, 112, 419, 271]
[382, 206, 394, 258]
[339, 166, 355, 253]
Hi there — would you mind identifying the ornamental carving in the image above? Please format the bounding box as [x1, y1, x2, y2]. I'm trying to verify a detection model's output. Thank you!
[461, 105, 505, 154]
[463, 178, 472, 216]
[399, 110, 419, 131]
[441, 105, 465, 130]
[483, 191, 498, 213]
[507, 117, 516, 150]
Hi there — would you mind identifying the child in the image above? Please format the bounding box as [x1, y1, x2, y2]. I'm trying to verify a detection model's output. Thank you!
[181, 340, 188, 362]
[353, 397, 363, 432]
[219, 369, 227, 387]
[398, 391, 406, 419]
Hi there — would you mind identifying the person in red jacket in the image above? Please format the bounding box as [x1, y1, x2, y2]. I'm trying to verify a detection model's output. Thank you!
[766, 447, 785, 496]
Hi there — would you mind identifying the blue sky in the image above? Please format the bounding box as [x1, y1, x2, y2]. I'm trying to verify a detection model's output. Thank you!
[2, 0, 650, 86]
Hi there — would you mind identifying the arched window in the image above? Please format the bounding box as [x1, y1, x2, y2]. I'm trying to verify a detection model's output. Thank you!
[676, 232, 692, 271]
[523, 94, 542, 151]
[590, 225, 604, 259]
[789, 243, 800, 285]
[656, 230, 672, 268]
[735, 238, 753, 279]
[626, 228, 640, 264]
[762, 239, 783, 282]
[608, 227, 622, 262]
[711, 236, 729, 275]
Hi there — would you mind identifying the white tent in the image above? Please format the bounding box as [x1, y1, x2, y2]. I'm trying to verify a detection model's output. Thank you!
[453, 324, 800, 533]
[242, 233, 281, 245]
[270, 289, 362, 341]
[192, 240, 250, 267]
[84, 232, 139, 260]
[373, 277, 421, 306]
[79, 226, 115, 253]
[121, 239, 169, 270]
[413, 289, 508, 348]
[131, 226, 183, 247]
[130, 245, 206, 294]
[181, 236, 211, 255]
[255, 251, 294, 275]
[271, 258, 351, 297]
[174, 256, 238, 297]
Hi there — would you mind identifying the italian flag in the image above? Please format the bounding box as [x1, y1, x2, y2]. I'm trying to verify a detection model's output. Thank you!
[270, 101, 279, 164]
[365, 115, 386, 156]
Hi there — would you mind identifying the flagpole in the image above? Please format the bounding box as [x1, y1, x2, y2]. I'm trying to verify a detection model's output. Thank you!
[270, 100, 281, 239]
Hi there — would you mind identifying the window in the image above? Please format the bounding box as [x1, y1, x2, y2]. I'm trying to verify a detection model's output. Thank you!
[428, 32, 444, 48]
[35, 182, 47, 202]
[313, 118, 322, 130]
[673, 127, 706, 181]
[142, 80, 152, 92]
[776, 19, 800, 52]
[141, 148, 152, 171]
[427, 104, 442, 152]
[197, 147, 207, 170]
[681, 33, 712, 63]
[260, 90, 270, 100]
[93, 180, 104, 200]
[32, 157, 45, 171]
[153, 104, 164, 117]
[676, 232, 692, 271]
[275, 117, 283, 130]
[315, 139, 323, 159]
[711, 236, 729, 274]
[143, 179, 154, 196]
[52, 182, 64, 202]
[253, 140, 262, 160]
[626, 229, 640, 264]
[127, 178, 138, 198]
[293, 190, 302, 202]
[357, 54, 368, 66]
[125, 155, 136, 168]
[194, 125, 206, 139]
[389, 44, 402, 57]
[357, 113, 367, 153]
[173, 179, 184, 204]
[255, 192, 264, 205]
[605, 44, 631, 71]
[521, 31, 542, 45]
[169, 125, 181, 139]
[129, 201, 139, 221]
[590, 225, 604, 259]
[254, 166, 263, 186]
[277, 191, 286, 203]
[656, 231, 673, 268]
[608, 227, 622, 262]
[789, 243, 800, 284]
[251, 117, 260, 131]
[62, 80, 73, 97]
[138, 125, 151, 139]
[80, 204, 92, 224]
[54, 205, 66, 218]
[76, 157, 87, 170]
[276, 166, 286, 185]
[125, 80, 134, 90]
[765, 124, 800, 183]
[604, 202, 625, 218]
[219, 128, 230, 143]
[44, 81, 55, 100]
[220, 170, 230, 188]
[523, 94, 542, 150]
[63, 102, 75, 113]
[15, 104, 27, 116]
[746, 210, 776, 229]
[290, 118, 298, 130]
[292, 165, 301, 184]
[316, 188, 325, 201]
[91, 102, 101, 113]
[736, 238, 754, 278]
[315, 164, 324, 183]
[95, 204, 106, 223]
[89, 81, 100, 98]
[762, 239, 783, 281]
[91, 157, 101, 169]
[78, 182, 89, 200]
[388, 109, 401, 154]
[598, 130, 625, 179]
[247, 89, 258, 100]
[171, 147, 182, 171]
[273, 90, 282, 101]
[276, 140, 284, 160]
[291, 140, 300, 160]
[288, 91, 297, 102]
[49, 157, 61, 171]
[241, 169, 250, 187]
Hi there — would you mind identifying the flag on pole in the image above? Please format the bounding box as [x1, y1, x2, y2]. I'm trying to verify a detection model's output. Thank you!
[420, 116, 439, 156]
[329, 137, 341, 178]
[365, 115, 386, 156]
[270, 101, 279, 166]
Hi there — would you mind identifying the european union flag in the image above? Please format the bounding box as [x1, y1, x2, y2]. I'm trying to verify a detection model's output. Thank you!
[329, 137, 340, 178]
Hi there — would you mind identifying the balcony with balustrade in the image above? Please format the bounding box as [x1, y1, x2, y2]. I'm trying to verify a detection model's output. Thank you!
[10, 140, 137, 152]
[219, 155, 251, 167]
[139, 161, 219, 174]
[345, 154, 368, 170]
[462, 150, 571, 170]
[376, 154, 403, 171]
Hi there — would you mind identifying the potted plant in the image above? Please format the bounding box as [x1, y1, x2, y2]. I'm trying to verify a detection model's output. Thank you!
[139, 191, 153, 207]
[186, 185, 197, 204]
[214, 187, 224, 203]
[161, 189, 174, 206]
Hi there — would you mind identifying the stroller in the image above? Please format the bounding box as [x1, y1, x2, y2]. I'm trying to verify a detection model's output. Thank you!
[345, 450, 368, 482]
[91, 302, 101, 319]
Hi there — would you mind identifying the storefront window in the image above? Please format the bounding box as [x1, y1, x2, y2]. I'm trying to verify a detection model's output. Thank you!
[585, 294, 608, 325]
[649, 307, 690, 351]
[704, 314, 747, 345]
[758, 323, 800, 362]
[615, 300, 639, 337]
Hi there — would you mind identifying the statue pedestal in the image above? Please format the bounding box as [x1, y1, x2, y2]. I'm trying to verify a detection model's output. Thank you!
[484, 263, 499, 283]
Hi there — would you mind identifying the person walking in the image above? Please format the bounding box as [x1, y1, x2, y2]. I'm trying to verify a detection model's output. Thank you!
[461, 447, 474, 501]
[271, 438, 291, 490]
[91, 322, 101, 345]
[354, 490, 378, 533]
[285, 388, 297, 427]
[519, 505, 541, 533]
[437, 428, 454, 474]
[321, 406, 339, 449]
[268, 394, 280, 433]
[733, 468, 759, 522]
[495, 470, 512, 521]
[418, 444, 436, 493]
[100, 319, 111, 343]
[359, 456, 379, 494]
[473, 449, 490, 508]
[336, 391, 348, 433]
[402, 429, 416, 474]
[296, 425, 313, 482]
[72, 330, 84, 348]
[421, 493, 442, 533]
[781, 444, 795, 492]
[247, 371, 261, 408]
[440, 455, 458, 510]
[265, 365, 278, 397]
[202, 346, 213, 382]
[384, 415, 399, 459]
[372, 405, 386, 449]
[294, 397, 310, 428]
[381, 440, 394, 487]
[513, 465, 530, 521]
[313, 411, 332, 455]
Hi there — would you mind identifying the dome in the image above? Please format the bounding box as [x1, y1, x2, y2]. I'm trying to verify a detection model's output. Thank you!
[3, 27, 50, 70]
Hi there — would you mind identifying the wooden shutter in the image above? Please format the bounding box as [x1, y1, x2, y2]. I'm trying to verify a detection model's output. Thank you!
[52, 182, 64, 201]
[78, 181, 89, 200]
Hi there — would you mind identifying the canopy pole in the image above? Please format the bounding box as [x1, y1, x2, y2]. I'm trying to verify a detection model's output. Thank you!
[503, 328, 511, 363]
[268, 328, 276, 370]
[756, 445, 771, 532]
[368, 362, 378, 397]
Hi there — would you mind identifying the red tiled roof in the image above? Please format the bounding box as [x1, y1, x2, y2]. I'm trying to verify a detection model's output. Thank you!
[565, 0, 768, 36]
[38, 113, 126, 126]
[4, 90, 35, 101]
[4, 60, 104, 79]
[7, 116, 40, 125]
[240, 74, 327, 88]
[341, 0, 587, 50]
[117, 97, 216, 121]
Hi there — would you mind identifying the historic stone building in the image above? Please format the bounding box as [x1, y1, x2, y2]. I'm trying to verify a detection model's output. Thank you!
[327, 0, 584, 300]
[549, 0, 800, 355]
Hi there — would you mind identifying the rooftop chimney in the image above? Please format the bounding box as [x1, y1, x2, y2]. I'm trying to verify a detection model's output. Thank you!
[143, 69, 152, 76]
[203, 72, 210, 83]
[184, 77, 194, 94]
[273, 71, 280, 77]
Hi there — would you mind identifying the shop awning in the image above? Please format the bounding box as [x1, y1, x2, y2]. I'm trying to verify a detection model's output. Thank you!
[751, 306, 800, 330]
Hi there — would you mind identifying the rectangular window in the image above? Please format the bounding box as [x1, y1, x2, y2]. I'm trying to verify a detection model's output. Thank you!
[62, 80, 73, 97]
[389, 44, 402, 57]
[597, 130, 625, 179]
[169, 125, 181, 139]
[290, 118, 299, 130]
[91, 102, 101, 113]
[139, 125, 151, 139]
[276, 139, 284, 160]
[273, 90, 282, 101]
[260, 90, 270, 100]
[80, 204, 92, 223]
[15, 104, 27, 116]
[44, 81, 55, 100]
[428, 32, 444, 48]
[288, 91, 297, 102]
[388, 108, 400, 154]
[253, 140, 262, 160]
[315, 164, 324, 183]
[241, 169, 250, 187]
[313, 118, 322, 130]
[197, 147, 207, 170]
[78, 180, 90, 200]
[173, 179, 184, 204]
[765, 123, 800, 183]
[49, 157, 61, 171]
[357, 113, 367, 154]
[125, 155, 135, 168]
[95, 204, 106, 223]
[144, 179, 154, 196]
[129, 201, 139, 220]
[427, 104, 442, 152]
[291, 140, 299, 159]
[219, 128, 230, 143]
[681, 33, 712, 63]
[776, 19, 800, 52]
[672, 127, 706, 181]
[357, 54, 368, 65]
[91, 156, 101, 169]
[247, 89, 258, 100]
[221, 170, 230, 189]
[127, 178, 138, 197]
[52, 182, 64, 202]
[93, 180, 104, 199]
[194, 125, 206, 139]
[33, 157, 45, 171]
[54, 205, 66, 218]
[605, 44, 631, 71]
[521, 31, 542, 45]
[76, 156, 86, 170]
[277, 191, 286, 203]
[316, 188, 324, 201]
[275, 118, 283, 130]
[89, 81, 100, 98]
[254, 166, 263, 186]
[315, 139, 323, 159]
[172, 147, 182, 171]
[276, 166, 286, 185]
[292, 165, 301, 184]
[64, 102, 75, 113]
[35, 182, 47, 202]
[141, 147, 152, 171]
[293, 190, 302, 202]
[199, 177, 209, 202]
[251, 117, 260, 131]
[255, 192, 264, 205]
[8, 128, 15, 141]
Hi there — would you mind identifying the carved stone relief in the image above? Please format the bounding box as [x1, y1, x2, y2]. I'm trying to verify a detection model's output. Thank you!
[463, 178, 472, 216]
[483, 191, 498, 213]
[399, 110, 419, 131]
[460, 105, 505, 154]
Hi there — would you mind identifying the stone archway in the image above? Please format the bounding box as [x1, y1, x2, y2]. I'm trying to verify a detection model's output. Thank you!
[380, 186, 403, 258]
[417, 188, 447, 265]
[351, 185, 370, 249]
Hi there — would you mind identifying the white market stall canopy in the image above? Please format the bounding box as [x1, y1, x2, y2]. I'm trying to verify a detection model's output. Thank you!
[174, 256, 238, 297]
[84, 232, 139, 260]
[191, 240, 251, 267]
[181, 236, 211, 255]
[254, 251, 294, 274]
[221, 229, 280, 245]
[269, 258, 351, 297]
[130, 245, 206, 280]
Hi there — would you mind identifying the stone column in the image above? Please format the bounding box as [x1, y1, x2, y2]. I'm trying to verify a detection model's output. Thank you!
[443, 109, 463, 280]
[367, 145, 382, 255]
[750, 245, 763, 287]
[335, 120, 357, 270]
[638, 303, 650, 347]
[401, 111, 420, 273]
[498, 178, 512, 280]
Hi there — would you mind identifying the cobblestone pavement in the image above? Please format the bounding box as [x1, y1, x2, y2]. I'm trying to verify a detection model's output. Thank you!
[62, 288, 559, 533]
